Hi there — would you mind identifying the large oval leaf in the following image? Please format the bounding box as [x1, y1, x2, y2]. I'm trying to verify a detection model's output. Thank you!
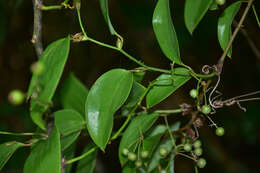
[0, 142, 24, 170]
[119, 112, 159, 165]
[99, 0, 117, 35]
[184, 0, 213, 34]
[146, 68, 191, 108]
[152, 0, 181, 64]
[54, 109, 85, 136]
[61, 131, 81, 151]
[218, 1, 242, 58]
[28, 36, 70, 130]
[60, 73, 88, 116]
[85, 69, 133, 150]
[24, 126, 61, 173]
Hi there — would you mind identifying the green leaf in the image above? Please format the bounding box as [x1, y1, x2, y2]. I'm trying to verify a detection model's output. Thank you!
[0, 142, 24, 170]
[133, 70, 146, 83]
[124, 81, 146, 109]
[99, 0, 116, 35]
[152, 0, 181, 64]
[61, 131, 81, 151]
[146, 68, 191, 108]
[24, 126, 61, 173]
[209, 0, 219, 11]
[169, 153, 175, 173]
[218, 1, 242, 57]
[119, 112, 159, 165]
[28, 36, 70, 130]
[85, 69, 133, 150]
[63, 142, 76, 173]
[60, 73, 88, 115]
[54, 109, 85, 136]
[143, 125, 167, 158]
[184, 0, 213, 34]
[76, 142, 97, 173]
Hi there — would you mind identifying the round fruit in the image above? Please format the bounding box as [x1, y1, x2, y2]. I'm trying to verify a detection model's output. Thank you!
[189, 89, 198, 98]
[141, 150, 149, 159]
[197, 158, 207, 168]
[128, 152, 137, 161]
[8, 90, 25, 105]
[194, 148, 203, 156]
[216, 127, 225, 136]
[201, 105, 211, 115]
[193, 140, 202, 148]
[122, 148, 129, 156]
[159, 147, 168, 157]
[216, 0, 225, 6]
[135, 160, 142, 168]
[183, 144, 192, 152]
[30, 61, 45, 75]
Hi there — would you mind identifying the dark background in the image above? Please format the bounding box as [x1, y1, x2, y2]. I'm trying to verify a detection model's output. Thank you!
[0, 0, 260, 172]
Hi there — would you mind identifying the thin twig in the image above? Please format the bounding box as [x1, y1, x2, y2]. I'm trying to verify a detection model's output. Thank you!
[32, 0, 43, 58]
[217, 0, 254, 73]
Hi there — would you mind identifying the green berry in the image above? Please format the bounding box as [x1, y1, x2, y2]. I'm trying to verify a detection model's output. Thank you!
[160, 170, 167, 173]
[141, 150, 149, 159]
[216, 127, 225, 136]
[194, 148, 203, 156]
[8, 90, 25, 105]
[159, 147, 168, 157]
[122, 148, 129, 156]
[216, 0, 225, 6]
[135, 160, 142, 168]
[193, 140, 202, 148]
[189, 89, 198, 98]
[183, 144, 192, 152]
[197, 158, 207, 168]
[30, 61, 45, 75]
[128, 152, 137, 161]
[201, 105, 211, 115]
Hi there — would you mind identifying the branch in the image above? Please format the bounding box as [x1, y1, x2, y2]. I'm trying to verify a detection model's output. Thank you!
[217, 0, 254, 74]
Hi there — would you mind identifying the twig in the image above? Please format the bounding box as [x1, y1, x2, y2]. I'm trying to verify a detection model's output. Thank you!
[32, 0, 43, 58]
[217, 0, 254, 73]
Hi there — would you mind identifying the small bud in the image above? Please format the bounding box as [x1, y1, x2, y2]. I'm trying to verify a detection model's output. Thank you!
[197, 158, 207, 168]
[116, 38, 123, 49]
[8, 90, 25, 105]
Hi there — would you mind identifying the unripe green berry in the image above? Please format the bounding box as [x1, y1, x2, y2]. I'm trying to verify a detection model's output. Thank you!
[194, 148, 203, 156]
[141, 150, 149, 159]
[135, 160, 142, 168]
[159, 147, 168, 157]
[122, 148, 129, 156]
[128, 152, 137, 161]
[201, 105, 211, 115]
[197, 158, 207, 168]
[8, 90, 25, 105]
[216, 0, 225, 6]
[160, 170, 167, 173]
[189, 89, 198, 98]
[30, 61, 45, 75]
[216, 127, 225, 136]
[193, 140, 202, 148]
[183, 144, 192, 152]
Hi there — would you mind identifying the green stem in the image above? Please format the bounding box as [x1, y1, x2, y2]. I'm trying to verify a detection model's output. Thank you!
[0, 131, 44, 136]
[177, 152, 196, 161]
[77, 9, 88, 37]
[41, 5, 63, 10]
[164, 116, 176, 147]
[155, 109, 182, 114]
[66, 146, 97, 164]
[252, 5, 260, 28]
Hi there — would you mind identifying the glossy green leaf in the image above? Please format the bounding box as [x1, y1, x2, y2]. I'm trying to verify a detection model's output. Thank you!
[86, 69, 133, 150]
[119, 112, 159, 165]
[76, 142, 97, 173]
[63, 142, 76, 173]
[124, 81, 146, 109]
[99, 0, 116, 35]
[184, 0, 213, 34]
[54, 109, 85, 136]
[24, 126, 61, 173]
[152, 0, 181, 64]
[143, 125, 167, 158]
[169, 153, 175, 173]
[133, 70, 146, 83]
[61, 131, 81, 151]
[0, 142, 24, 170]
[218, 1, 242, 57]
[60, 73, 88, 115]
[146, 68, 191, 108]
[28, 36, 70, 130]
